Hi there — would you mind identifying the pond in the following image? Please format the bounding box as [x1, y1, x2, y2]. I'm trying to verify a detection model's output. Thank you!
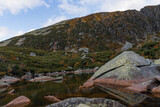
[0, 74, 160, 107]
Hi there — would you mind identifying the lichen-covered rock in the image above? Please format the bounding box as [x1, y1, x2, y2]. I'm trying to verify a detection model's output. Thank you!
[46, 97, 125, 107]
[83, 51, 160, 88]
[3, 96, 31, 107]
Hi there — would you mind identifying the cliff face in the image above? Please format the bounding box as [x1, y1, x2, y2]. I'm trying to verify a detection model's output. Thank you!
[1, 5, 160, 52]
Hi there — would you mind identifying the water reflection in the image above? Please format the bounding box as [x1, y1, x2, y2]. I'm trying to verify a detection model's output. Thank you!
[96, 84, 147, 106]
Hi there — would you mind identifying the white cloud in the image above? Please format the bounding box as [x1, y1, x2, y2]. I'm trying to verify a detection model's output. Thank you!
[0, 0, 49, 15]
[0, 26, 24, 41]
[57, 0, 89, 16]
[43, 15, 67, 27]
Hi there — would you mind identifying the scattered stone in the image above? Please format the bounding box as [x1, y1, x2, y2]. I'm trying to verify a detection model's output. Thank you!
[121, 42, 133, 51]
[29, 76, 55, 82]
[0, 76, 20, 84]
[78, 48, 89, 54]
[7, 89, 15, 95]
[44, 95, 61, 102]
[30, 52, 36, 56]
[46, 97, 125, 107]
[21, 72, 32, 80]
[53, 76, 63, 81]
[3, 96, 31, 107]
[0, 81, 9, 88]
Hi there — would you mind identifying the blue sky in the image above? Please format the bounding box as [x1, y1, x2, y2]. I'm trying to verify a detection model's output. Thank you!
[0, 0, 159, 41]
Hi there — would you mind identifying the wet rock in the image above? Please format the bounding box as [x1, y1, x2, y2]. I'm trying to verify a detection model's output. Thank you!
[0, 81, 9, 88]
[29, 76, 55, 82]
[0, 76, 20, 84]
[7, 89, 15, 95]
[3, 96, 31, 107]
[83, 51, 160, 87]
[44, 95, 61, 102]
[121, 42, 133, 51]
[46, 97, 125, 107]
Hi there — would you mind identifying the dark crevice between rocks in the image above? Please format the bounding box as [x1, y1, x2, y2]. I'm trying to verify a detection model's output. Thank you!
[136, 62, 152, 68]
[93, 65, 124, 80]
[147, 79, 160, 93]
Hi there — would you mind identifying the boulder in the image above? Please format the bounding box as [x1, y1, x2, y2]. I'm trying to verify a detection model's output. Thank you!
[0, 81, 9, 88]
[121, 42, 133, 51]
[29, 76, 55, 82]
[0, 76, 20, 84]
[44, 95, 61, 102]
[83, 51, 160, 88]
[46, 97, 125, 107]
[3, 96, 31, 107]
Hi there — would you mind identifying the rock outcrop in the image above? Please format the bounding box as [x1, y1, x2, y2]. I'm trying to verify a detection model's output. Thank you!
[83, 51, 160, 88]
[3, 96, 31, 107]
[29, 76, 55, 82]
[46, 97, 125, 107]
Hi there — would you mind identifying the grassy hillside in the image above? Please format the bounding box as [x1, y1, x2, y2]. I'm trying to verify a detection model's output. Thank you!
[0, 41, 159, 77]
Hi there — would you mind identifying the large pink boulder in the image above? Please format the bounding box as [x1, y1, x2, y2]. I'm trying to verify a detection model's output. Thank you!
[3, 96, 31, 107]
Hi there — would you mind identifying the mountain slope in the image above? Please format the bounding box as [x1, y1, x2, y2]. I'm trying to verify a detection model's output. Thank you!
[0, 5, 160, 52]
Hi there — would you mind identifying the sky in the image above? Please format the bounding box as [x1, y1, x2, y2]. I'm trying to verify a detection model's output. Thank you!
[0, 0, 160, 41]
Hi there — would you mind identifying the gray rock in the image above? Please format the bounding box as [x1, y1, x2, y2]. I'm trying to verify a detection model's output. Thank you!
[78, 48, 89, 54]
[91, 51, 152, 80]
[46, 97, 125, 107]
[121, 42, 133, 51]
[30, 52, 36, 56]
[15, 37, 26, 46]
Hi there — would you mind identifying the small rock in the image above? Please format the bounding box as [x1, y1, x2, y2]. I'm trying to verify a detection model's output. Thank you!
[7, 89, 15, 95]
[121, 42, 133, 51]
[0, 76, 20, 84]
[45, 95, 61, 102]
[3, 96, 31, 107]
[0, 81, 9, 88]
[29, 76, 55, 82]
[30, 52, 36, 56]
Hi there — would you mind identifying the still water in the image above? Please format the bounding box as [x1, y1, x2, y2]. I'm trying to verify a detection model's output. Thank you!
[0, 74, 160, 107]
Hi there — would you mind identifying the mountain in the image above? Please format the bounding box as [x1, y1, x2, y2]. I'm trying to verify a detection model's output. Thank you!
[0, 5, 159, 76]
[1, 5, 160, 52]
